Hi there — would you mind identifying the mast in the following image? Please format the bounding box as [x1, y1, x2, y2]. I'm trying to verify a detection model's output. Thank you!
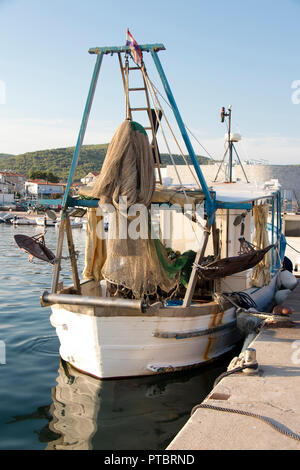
[228, 105, 233, 182]
[51, 42, 217, 299]
[217, 105, 249, 184]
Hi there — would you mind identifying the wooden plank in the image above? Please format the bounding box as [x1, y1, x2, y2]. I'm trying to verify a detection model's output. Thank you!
[128, 87, 146, 91]
[50, 299, 220, 318]
[51, 217, 66, 293]
[212, 222, 220, 258]
[183, 225, 211, 307]
[65, 217, 81, 294]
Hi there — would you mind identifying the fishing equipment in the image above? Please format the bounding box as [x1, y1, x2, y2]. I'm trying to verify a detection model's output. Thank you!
[196, 244, 273, 281]
[32, 37, 285, 380]
[14, 233, 56, 264]
[88, 119, 189, 298]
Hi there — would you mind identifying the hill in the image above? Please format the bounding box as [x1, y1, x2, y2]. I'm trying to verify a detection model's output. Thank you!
[0, 153, 14, 160]
[0, 144, 212, 181]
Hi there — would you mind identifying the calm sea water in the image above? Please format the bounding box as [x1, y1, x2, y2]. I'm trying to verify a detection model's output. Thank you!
[0, 222, 239, 450]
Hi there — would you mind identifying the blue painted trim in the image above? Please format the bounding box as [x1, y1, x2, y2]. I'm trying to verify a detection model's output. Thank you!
[67, 197, 99, 208]
[271, 198, 275, 273]
[89, 43, 165, 55]
[63, 52, 104, 209]
[150, 50, 215, 218]
[38, 198, 62, 206]
[216, 201, 252, 210]
[153, 320, 236, 339]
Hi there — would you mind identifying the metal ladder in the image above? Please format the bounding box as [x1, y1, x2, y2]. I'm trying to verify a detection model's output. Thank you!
[117, 53, 162, 184]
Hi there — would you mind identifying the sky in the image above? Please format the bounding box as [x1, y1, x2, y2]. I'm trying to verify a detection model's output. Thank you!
[0, 0, 300, 164]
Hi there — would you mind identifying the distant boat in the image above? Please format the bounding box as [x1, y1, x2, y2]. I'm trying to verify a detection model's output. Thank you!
[3, 213, 14, 223]
[81, 218, 108, 231]
[36, 216, 57, 227]
[55, 217, 82, 229]
[11, 216, 37, 226]
[0, 212, 11, 223]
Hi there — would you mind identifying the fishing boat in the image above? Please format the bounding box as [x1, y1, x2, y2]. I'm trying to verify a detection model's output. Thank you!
[21, 40, 288, 379]
[55, 217, 83, 229]
[11, 215, 37, 226]
[36, 216, 57, 227]
[0, 212, 11, 223]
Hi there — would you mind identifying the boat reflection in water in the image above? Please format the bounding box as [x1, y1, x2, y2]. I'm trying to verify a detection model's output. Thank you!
[43, 355, 235, 450]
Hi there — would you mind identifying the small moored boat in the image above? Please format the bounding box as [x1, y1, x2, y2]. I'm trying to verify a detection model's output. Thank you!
[20, 39, 287, 379]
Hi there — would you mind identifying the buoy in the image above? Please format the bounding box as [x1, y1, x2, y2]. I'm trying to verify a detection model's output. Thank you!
[272, 305, 294, 316]
[279, 270, 297, 290]
[275, 289, 291, 305]
[283, 256, 293, 273]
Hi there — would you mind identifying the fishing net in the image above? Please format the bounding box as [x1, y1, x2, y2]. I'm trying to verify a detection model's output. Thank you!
[91, 119, 155, 209]
[87, 119, 194, 298]
[250, 203, 272, 287]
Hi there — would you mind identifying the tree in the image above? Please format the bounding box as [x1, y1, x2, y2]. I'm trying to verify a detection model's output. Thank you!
[28, 169, 59, 183]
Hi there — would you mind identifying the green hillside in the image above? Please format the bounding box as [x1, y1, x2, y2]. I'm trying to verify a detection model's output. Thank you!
[0, 144, 212, 181]
[0, 153, 14, 160]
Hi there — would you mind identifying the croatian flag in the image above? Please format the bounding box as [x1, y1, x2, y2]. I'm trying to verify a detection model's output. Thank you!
[126, 28, 142, 66]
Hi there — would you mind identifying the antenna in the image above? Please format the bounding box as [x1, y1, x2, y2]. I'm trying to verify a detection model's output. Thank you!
[214, 105, 249, 183]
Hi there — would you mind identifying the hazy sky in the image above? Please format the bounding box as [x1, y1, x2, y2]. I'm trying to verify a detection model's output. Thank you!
[0, 0, 300, 164]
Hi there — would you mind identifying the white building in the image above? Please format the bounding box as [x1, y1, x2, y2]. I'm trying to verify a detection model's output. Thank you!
[25, 180, 65, 197]
[0, 193, 14, 206]
[0, 171, 25, 194]
[81, 172, 99, 186]
[0, 174, 11, 193]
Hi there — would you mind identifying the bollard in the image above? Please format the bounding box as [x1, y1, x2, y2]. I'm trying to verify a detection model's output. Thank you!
[242, 348, 258, 375]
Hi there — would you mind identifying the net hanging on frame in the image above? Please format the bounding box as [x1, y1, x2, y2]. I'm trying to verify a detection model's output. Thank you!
[86, 119, 195, 298]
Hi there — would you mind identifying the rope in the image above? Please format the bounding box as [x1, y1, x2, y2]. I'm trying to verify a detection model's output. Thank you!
[144, 72, 185, 188]
[219, 292, 293, 324]
[142, 70, 202, 188]
[141, 66, 208, 248]
[190, 403, 300, 442]
[221, 291, 258, 310]
[286, 241, 300, 255]
[213, 363, 258, 387]
[149, 80, 217, 163]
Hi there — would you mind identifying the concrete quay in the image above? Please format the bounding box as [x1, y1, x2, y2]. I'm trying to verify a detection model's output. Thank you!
[167, 283, 300, 450]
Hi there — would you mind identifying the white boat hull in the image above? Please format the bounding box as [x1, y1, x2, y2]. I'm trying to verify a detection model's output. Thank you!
[12, 217, 37, 225]
[55, 218, 82, 229]
[36, 217, 56, 227]
[50, 276, 277, 379]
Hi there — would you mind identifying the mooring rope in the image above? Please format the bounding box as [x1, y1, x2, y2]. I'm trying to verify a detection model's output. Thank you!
[286, 241, 300, 255]
[191, 403, 300, 442]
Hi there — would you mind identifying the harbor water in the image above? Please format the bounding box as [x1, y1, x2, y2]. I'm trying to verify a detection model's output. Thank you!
[0, 222, 239, 450]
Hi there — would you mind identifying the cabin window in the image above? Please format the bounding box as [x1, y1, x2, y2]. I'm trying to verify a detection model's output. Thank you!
[285, 220, 300, 237]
